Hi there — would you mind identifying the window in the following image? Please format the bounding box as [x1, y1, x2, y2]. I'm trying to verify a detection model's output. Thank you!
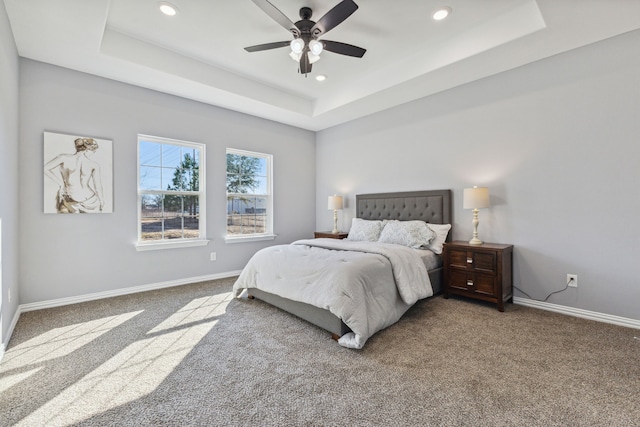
[226, 148, 274, 242]
[136, 135, 207, 250]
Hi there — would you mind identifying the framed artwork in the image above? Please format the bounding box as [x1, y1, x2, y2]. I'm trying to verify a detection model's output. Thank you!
[43, 131, 113, 214]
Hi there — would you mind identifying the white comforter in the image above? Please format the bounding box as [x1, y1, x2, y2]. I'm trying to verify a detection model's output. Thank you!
[233, 238, 433, 349]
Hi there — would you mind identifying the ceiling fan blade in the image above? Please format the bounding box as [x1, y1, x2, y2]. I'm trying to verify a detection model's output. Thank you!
[244, 41, 291, 53]
[310, 0, 358, 37]
[251, 0, 300, 37]
[299, 54, 312, 75]
[322, 40, 366, 58]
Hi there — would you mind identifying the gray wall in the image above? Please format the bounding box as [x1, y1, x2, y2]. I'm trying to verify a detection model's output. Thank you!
[316, 30, 640, 321]
[19, 60, 315, 304]
[0, 1, 19, 347]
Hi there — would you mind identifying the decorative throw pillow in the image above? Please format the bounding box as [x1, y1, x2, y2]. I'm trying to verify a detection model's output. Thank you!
[425, 223, 452, 254]
[346, 218, 385, 242]
[377, 220, 435, 249]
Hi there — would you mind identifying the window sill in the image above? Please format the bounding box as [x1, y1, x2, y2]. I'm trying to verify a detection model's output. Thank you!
[135, 239, 210, 251]
[224, 234, 277, 244]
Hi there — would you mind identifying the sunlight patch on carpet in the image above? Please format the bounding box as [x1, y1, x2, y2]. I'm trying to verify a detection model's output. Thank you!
[148, 291, 232, 334]
[0, 367, 42, 394]
[0, 311, 143, 371]
[16, 292, 232, 426]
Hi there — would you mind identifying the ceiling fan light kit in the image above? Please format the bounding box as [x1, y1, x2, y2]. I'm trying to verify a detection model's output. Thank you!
[245, 0, 366, 76]
[290, 38, 305, 54]
[308, 39, 323, 56]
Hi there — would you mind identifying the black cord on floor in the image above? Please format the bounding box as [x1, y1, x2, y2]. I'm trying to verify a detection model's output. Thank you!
[514, 277, 573, 303]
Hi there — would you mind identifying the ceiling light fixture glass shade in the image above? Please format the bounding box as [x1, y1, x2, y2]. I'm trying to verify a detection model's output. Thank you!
[432, 6, 451, 21]
[290, 38, 305, 54]
[308, 53, 321, 64]
[159, 2, 178, 16]
[289, 51, 301, 62]
[309, 39, 323, 56]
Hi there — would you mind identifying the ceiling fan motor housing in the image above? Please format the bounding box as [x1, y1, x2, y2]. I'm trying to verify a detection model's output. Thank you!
[299, 7, 312, 20]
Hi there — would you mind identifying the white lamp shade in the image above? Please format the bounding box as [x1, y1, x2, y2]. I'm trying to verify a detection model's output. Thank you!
[328, 195, 343, 210]
[463, 187, 490, 209]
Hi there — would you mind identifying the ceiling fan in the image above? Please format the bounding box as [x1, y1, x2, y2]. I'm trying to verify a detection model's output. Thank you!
[245, 0, 366, 75]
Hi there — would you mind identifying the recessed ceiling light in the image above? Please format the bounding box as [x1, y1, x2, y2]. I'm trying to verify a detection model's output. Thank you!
[432, 6, 451, 21]
[159, 2, 179, 16]
[316, 74, 327, 82]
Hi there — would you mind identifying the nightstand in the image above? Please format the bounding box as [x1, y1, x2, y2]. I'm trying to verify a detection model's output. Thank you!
[443, 241, 513, 312]
[314, 231, 348, 239]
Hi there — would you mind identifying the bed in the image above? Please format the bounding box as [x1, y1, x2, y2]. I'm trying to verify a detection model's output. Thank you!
[233, 189, 452, 349]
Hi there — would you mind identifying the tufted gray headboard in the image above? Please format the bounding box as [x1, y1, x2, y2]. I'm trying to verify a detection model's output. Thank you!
[356, 190, 452, 239]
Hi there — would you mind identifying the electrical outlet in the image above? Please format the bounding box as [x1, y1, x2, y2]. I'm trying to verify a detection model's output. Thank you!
[210, 252, 217, 261]
[567, 274, 578, 288]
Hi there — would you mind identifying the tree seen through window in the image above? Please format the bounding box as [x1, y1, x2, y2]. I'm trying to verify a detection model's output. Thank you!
[226, 150, 271, 236]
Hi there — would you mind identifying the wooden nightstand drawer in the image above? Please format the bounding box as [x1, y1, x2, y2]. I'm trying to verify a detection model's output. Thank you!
[469, 274, 497, 296]
[448, 271, 496, 296]
[448, 249, 470, 270]
[314, 231, 348, 239]
[447, 270, 470, 292]
[471, 251, 497, 275]
[448, 249, 497, 275]
[443, 241, 513, 312]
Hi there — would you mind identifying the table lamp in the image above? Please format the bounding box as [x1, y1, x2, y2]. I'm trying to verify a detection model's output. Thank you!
[463, 186, 490, 245]
[328, 195, 343, 234]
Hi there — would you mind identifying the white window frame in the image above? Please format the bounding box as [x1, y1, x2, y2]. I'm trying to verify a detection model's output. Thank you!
[135, 134, 208, 251]
[225, 148, 275, 243]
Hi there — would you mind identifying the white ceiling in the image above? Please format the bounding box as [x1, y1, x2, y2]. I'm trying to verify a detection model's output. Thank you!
[5, 0, 640, 131]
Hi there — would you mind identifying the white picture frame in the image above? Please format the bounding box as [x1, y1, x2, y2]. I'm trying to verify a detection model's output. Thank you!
[43, 131, 113, 214]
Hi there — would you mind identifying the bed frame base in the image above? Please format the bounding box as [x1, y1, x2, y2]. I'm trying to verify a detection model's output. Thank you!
[248, 288, 351, 337]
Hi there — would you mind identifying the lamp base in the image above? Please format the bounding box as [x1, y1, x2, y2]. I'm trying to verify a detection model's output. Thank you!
[469, 208, 483, 245]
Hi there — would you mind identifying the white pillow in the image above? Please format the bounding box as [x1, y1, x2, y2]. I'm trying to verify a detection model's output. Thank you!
[346, 218, 384, 242]
[377, 220, 435, 249]
[425, 223, 452, 254]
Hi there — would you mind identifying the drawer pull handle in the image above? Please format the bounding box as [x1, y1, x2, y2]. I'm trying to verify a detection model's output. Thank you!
[466, 280, 473, 286]
[466, 258, 473, 264]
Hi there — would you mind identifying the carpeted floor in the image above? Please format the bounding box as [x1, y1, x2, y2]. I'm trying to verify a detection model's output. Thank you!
[1, 277, 638, 426]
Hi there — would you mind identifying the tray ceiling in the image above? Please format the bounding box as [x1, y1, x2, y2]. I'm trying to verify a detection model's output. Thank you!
[5, 0, 640, 130]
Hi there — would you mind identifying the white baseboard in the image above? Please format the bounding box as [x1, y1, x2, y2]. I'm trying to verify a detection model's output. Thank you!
[1, 303, 23, 362]
[19, 270, 242, 313]
[513, 297, 640, 330]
